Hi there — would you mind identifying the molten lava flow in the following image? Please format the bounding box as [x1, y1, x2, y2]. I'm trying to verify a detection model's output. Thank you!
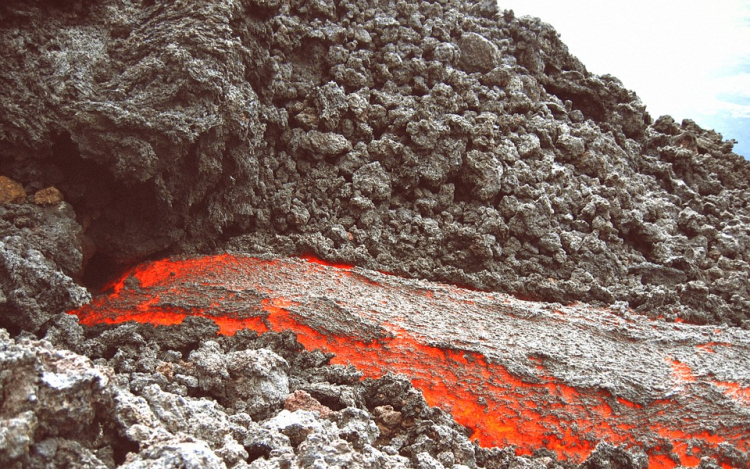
[70, 254, 750, 468]
[298, 253, 354, 271]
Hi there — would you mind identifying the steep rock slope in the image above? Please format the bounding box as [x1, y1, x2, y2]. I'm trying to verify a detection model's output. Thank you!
[1, 0, 749, 328]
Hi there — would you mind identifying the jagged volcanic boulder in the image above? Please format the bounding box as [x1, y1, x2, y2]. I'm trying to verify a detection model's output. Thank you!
[0, 193, 90, 333]
[0, 328, 115, 468]
[2, 0, 750, 328]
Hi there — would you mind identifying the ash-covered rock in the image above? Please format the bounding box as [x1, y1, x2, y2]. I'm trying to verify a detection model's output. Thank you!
[1, 0, 750, 327]
[187, 341, 290, 420]
[0, 328, 113, 468]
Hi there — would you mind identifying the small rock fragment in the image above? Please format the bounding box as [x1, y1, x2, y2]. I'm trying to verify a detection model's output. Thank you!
[263, 410, 326, 447]
[33, 187, 64, 206]
[119, 440, 227, 469]
[352, 161, 391, 201]
[0, 176, 25, 204]
[458, 32, 501, 73]
[372, 405, 403, 436]
[0, 411, 38, 464]
[305, 130, 352, 156]
[284, 390, 333, 418]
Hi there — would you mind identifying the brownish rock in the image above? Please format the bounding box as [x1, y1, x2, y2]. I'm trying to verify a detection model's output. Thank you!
[372, 405, 403, 437]
[284, 390, 333, 418]
[33, 187, 64, 206]
[0, 176, 26, 204]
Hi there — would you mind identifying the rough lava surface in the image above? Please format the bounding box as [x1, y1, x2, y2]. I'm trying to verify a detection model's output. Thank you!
[1, 0, 749, 327]
[71, 254, 750, 468]
[1, 0, 750, 468]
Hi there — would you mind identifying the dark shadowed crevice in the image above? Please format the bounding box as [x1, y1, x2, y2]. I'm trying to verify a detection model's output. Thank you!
[444, 174, 473, 204]
[545, 83, 606, 123]
[304, 390, 347, 412]
[623, 232, 654, 261]
[0, 319, 21, 338]
[111, 436, 139, 466]
[244, 444, 272, 464]
[47, 130, 180, 268]
[185, 387, 217, 401]
[219, 221, 257, 245]
[80, 252, 132, 294]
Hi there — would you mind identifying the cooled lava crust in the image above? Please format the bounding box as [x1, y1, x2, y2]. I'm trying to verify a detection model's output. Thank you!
[71, 254, 750, 468]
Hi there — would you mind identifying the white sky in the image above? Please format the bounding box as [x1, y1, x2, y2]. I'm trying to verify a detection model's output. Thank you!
[498, 0, 750, 157]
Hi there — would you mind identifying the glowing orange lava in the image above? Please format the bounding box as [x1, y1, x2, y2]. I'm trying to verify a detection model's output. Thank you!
[70, 255, 750, 468]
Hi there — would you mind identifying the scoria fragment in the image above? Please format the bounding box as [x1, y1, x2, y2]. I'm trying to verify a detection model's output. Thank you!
[71, 254, 750, 469]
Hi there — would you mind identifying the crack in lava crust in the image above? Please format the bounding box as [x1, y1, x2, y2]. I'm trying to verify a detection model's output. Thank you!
[70, 254, 750, 468]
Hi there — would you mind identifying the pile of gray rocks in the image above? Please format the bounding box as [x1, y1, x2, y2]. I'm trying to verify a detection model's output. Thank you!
[1, 0, 749, 327]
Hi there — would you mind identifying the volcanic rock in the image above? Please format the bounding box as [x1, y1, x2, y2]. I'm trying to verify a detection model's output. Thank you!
[2, 0, 750, 468]
[284, 390, 334, 418]
[458, 32, 502, 73]
[33, 187, 64, 206]
[0, 202, 89, 333]
[0, 329, 112, 468]
[6, 320, 561, 469]
[2, 0, 750, 327]
[187, 341, 290, 419]
[0, 176, 25, 205]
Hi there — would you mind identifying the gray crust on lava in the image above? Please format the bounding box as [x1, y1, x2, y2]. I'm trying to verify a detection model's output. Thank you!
[1, 0, 749, 328]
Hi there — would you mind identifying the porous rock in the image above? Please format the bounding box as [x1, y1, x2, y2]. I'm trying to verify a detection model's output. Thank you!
[0, 176, 26, 204]
[284, 389, 334, 418]
[2, 0, 748, 327]
[0, 202, 89, 333]
[33, 187, 64, 206]
[458, 32, 502, 73]
[0, 329, 111, 468]
[187, 341, 290, 419]
[119, 440, 227, 469]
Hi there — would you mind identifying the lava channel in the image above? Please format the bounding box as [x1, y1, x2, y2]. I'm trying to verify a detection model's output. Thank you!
[70, 254, 750, 468]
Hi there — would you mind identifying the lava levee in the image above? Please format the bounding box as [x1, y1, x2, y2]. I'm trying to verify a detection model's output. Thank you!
[71, 254, 750, 469]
